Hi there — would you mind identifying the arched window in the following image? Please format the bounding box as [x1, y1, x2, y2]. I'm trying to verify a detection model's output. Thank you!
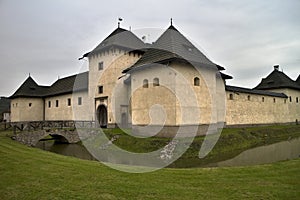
[153, 78, 159, 87]
[143, 79, 148, 88]
[194, 77, 200, 86]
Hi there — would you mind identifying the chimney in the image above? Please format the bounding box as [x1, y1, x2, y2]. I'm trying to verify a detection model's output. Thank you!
[274, 65, 279, 71]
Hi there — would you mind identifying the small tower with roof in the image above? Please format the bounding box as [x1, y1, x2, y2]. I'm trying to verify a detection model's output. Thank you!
[80, 21, 146, 127]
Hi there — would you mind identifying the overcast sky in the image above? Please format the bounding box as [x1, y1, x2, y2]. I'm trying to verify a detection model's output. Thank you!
[0, 0, 299, 97]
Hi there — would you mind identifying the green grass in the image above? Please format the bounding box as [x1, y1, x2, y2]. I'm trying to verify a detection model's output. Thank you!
[101, 125, 300, 167]
[0, 129, 300, 199]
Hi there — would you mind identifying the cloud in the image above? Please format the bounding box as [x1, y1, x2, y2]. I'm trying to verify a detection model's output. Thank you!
[0, 0, 299, 96]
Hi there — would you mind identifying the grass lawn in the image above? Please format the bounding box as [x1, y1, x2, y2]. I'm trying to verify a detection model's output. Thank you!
[0, 127, 300, 200]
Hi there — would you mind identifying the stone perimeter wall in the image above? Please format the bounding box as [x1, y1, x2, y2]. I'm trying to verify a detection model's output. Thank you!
[225, 88, 300, 125]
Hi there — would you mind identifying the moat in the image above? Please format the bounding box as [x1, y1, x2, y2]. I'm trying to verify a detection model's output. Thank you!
[36, 137, 300, 168]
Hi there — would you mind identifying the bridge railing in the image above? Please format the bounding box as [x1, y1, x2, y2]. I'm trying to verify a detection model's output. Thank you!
[10, 120, 96, 133]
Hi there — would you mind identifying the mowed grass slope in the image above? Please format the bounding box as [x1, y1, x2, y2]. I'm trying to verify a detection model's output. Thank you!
[0, 130, 299, 200]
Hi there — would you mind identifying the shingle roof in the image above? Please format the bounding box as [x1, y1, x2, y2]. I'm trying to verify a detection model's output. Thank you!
[254, 69, 300, 90]
[10, 76, 49, 98]
[296, 75, 300, 85]
[219, 72, 233, 80]
[123, 25, 222, 73]
[0, 97, 10, 114]
[10, 72, 88, 99]
[226, 85, 287, 98]
[89, 27, 146, 56]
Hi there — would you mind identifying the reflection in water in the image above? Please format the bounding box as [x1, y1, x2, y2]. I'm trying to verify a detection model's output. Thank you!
[211, 138, 300, 167]
[36, 141, 96, 161]
[36, 138, 300, 168]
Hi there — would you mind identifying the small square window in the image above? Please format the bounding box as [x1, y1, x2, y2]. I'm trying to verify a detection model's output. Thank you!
[98, 86, 103, 94]
[78, 97, 82, 105]
[56, 100, 59, 107]
[67, 98, 71, 106]
[98, 62, 104, 70]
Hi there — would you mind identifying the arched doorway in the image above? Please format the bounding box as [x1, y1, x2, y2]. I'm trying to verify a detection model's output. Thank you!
[97, 105, 108, 128]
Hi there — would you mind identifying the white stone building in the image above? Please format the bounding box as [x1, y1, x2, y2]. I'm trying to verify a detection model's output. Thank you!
[9, 22, 300, 136]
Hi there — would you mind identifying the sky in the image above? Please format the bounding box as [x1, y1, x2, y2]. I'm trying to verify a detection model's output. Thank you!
[0, 0, 299, 97]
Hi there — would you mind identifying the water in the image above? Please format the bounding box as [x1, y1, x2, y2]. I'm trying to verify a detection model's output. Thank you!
[36, 140, 96, 161]
[209, 138, 300, 167]
[36, 138, 300, 167]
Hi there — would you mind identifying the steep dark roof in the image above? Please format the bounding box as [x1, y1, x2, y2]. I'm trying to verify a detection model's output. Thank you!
[89, 27, 146, 55]
[226, 85, 287, 98]
[219, 72, 233, 80]
[0, 97, 10, 114]
[124, 24, 221, 73]
[10, 72, 88, 99]
[296, 75, 300, 85]
[10, 76, 49, 98]
[254, 69, 300, 90]
[46, 72, 88, 97]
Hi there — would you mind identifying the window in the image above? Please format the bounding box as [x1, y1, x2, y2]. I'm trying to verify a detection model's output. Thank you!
[262, 97, 264, 102]
[56, 100, 59, 107]
[78, 97, 82, 105]
[48, 101, 51, 108]
[289, 96, 292, 102]
[67, 98, 71, 106]
[98, 62, 104, 70]
[229, 94, 233, 100]
[194, 77, 200, 86]
[143, 79, 148, 88]
[153, 78, 159, 87]
[296, 97, 299, 103]
[247, 95, 251, 101]
[273, 98, 276, 103]
[284, 99, 287, 103]
[98, 86, 103, 94]
[29, 103, 32, 107]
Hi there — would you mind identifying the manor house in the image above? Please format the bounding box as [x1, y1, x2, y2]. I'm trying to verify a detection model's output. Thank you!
[10, 22, 300, 136]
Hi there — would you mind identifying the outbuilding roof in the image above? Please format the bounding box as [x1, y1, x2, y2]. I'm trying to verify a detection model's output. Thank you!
[254, 68, 300, 90]
[0, 97, 10, 114]
[226, 85, 287, 98]
[296, 75, 300, 85]
[10, 72, 88, 99]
